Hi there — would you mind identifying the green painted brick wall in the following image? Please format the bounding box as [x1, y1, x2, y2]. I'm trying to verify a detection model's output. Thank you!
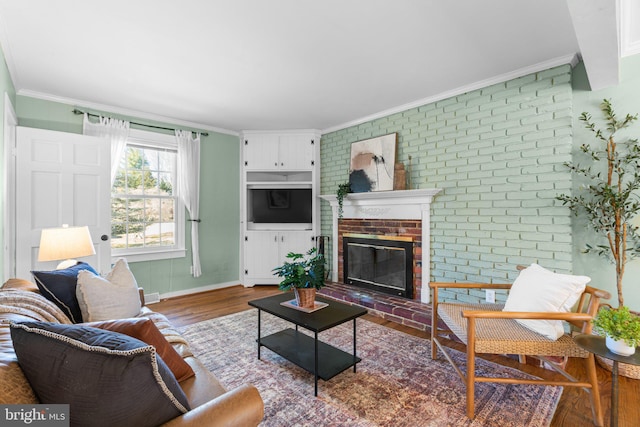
[320, 64, 573, 304]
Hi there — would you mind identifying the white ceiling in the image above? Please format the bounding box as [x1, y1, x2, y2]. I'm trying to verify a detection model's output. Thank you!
[0, 0, 636, 135]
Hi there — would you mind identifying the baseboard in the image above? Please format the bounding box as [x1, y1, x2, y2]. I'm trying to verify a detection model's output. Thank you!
[145, 292, 161, 304]
[151, 280, 240, 302]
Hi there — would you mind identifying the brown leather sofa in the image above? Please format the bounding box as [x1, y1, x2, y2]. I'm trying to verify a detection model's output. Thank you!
[0, 279, 264, 426]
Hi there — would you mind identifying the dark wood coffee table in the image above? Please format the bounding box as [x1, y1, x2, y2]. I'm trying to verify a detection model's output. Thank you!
[248, 292, 368, 396]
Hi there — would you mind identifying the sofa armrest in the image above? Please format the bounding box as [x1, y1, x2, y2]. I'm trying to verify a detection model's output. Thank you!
[161, 384, 264, 427]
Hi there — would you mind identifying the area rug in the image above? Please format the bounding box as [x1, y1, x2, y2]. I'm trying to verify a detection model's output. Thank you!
[179, 310, 562, 426]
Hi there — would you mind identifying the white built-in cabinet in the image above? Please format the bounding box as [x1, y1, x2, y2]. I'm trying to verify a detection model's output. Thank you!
[240, 130, 321, 286]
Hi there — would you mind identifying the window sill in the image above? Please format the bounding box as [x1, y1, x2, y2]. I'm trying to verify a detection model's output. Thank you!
[112, 248, 186, 263]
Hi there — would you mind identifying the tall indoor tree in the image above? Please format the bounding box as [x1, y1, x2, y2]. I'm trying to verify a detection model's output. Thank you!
[557, 99, 640, 307]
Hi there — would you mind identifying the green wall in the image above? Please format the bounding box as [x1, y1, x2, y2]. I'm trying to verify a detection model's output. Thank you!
[0, 46, 17, 281]
[321, 57, 640, 310]
[321, 65, 574, 305]
[572, 54, 640, 310]
[15, 96, 241, 297]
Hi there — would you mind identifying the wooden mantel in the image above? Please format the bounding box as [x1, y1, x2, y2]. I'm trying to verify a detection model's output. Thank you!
[320, 188, 441, 303]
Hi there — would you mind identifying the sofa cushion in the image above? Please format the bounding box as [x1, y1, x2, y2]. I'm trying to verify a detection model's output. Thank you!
[76, 258, 141, 322]
[10, 321, 190, 427]
[86, 318, 195, 382]
[30, 262, 98, 323]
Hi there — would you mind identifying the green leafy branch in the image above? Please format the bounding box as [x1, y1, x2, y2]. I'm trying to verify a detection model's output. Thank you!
[556, 99, 640, 307]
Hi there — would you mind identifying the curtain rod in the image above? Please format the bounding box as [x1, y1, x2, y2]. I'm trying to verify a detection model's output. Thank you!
[72, 109, 209, 137]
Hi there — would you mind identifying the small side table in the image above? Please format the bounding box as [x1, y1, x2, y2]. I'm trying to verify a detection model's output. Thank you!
[574, 334, 640, 427]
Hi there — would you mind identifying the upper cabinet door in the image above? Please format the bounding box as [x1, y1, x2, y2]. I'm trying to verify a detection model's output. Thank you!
[243, 134, 279, 170]
[243, 133, 315, 171]
[278, 135, 315, 171]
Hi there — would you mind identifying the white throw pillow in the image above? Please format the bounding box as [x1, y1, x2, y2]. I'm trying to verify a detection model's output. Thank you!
[502, 263, 591, 340]
[76, 258, 142, 322]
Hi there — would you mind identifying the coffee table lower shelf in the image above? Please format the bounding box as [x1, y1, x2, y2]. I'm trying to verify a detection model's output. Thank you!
[258, 328, 361, 381]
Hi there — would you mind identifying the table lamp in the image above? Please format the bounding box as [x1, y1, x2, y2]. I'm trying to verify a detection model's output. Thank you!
[37, 224, 96, 269]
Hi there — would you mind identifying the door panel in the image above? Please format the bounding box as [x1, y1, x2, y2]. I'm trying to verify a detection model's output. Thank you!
[16, 127, 111, 278]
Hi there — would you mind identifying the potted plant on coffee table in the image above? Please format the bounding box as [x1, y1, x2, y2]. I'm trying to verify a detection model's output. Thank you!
[272, 247, 325, 309]
[593, 305, 640, 356]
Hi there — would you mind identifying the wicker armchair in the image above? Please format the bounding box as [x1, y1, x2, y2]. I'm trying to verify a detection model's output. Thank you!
[430, 279, 610, 426]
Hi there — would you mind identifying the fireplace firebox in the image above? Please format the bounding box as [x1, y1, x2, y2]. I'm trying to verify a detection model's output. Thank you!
[342, 234, 414, 298]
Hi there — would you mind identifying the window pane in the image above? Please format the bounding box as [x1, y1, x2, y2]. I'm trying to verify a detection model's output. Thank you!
[127, 147, 146, 170]
[158, 151, 173, 171]
[111, 222, 126, 248]
[142, 148, 157, 170]
[127, 170, 144, 194]
[161, 199, 175, 246]
[158, 173, 173, 196]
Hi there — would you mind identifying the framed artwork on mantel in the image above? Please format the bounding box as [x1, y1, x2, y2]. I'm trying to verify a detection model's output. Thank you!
[349, 133, 396, 192]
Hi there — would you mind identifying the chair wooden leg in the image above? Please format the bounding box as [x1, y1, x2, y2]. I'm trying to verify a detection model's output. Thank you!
[430, 287, 438, 360]
[466, 317, 476, 419]
[585, 354, 604, 426]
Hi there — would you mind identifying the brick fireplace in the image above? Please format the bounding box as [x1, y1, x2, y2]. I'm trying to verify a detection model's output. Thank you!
[320, 189, 440, 303]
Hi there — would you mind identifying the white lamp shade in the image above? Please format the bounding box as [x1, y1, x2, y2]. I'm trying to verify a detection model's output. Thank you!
[38, 225, 96, 262]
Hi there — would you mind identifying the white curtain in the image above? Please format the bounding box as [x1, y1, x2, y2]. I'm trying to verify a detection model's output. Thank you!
[176, 130, 202, 277]
[82, 113, 130, 185]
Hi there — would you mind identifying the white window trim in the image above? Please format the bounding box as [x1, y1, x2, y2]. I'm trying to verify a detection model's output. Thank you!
[111, 128, 186, 263]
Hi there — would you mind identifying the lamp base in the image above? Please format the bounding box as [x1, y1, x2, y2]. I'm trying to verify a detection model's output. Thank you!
[56, 259, 79, 270]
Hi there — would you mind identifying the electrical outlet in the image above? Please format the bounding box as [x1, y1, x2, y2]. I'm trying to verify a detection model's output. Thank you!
[486, 289, 496, 304]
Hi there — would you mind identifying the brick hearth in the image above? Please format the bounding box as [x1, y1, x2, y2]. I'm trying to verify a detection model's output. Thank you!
[319, 281, 433, 331]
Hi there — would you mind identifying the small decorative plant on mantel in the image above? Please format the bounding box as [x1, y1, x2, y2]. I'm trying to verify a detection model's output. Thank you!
[592, 306, 640, 356]
[272, 247, 325, 308]
[336, 182, 351, 219]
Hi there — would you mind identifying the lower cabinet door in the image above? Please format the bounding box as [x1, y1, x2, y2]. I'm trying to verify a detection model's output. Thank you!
[244, 231, 315, 283]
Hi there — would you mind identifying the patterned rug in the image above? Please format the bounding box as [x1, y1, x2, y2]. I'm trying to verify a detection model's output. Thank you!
[179, 310, 562, 426]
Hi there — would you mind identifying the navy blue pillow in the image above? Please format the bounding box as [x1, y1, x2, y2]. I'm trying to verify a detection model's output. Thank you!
[10, 321, 190, 427]
[31, 262, 98, 323]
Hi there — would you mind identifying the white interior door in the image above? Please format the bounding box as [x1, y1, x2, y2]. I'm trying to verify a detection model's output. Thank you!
[3, 93, 17, 281]
[15, 127, 111, 279]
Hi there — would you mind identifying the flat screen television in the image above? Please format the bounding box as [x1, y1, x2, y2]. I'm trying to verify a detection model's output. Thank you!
[249, 188, 312, 223]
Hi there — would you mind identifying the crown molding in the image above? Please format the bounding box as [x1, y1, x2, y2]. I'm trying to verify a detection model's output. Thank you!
[321, 54, 579, 135]
[16, 88, 239, 137]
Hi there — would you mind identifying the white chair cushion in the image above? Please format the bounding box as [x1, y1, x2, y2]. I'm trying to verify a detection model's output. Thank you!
[502, 263, 590, 340]
[76, 258, 141, 322]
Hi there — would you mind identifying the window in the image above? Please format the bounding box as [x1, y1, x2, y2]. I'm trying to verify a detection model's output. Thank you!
[111, 129, 185, 262]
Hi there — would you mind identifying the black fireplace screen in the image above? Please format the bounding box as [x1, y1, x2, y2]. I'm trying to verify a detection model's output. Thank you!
[343, 235, 413, 298]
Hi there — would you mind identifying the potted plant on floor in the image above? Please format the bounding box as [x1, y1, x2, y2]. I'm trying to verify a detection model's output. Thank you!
[592, 306, 640, 356]
[556, 99, 640, 308]
[556, 99, 640, 375]
[272, 247, 325, 308]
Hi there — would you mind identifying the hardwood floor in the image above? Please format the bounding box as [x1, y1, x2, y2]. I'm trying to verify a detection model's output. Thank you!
[153, 285, 640, 427]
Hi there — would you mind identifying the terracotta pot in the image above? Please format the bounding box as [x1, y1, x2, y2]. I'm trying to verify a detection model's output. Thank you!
[294, 288, 316, 308]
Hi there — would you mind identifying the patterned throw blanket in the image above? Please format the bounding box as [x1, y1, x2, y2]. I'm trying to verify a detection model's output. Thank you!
[0, 289, 72, 324]
[0, 289, 191, 353]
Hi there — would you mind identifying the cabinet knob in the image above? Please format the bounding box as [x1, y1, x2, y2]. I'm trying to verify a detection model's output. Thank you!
[101, 234, 109, 241]
[274, 162, 278, 166]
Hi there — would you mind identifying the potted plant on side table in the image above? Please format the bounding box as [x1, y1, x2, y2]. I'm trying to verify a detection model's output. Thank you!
[272, 247, 325, 309]
[593, 306, 640, 356]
